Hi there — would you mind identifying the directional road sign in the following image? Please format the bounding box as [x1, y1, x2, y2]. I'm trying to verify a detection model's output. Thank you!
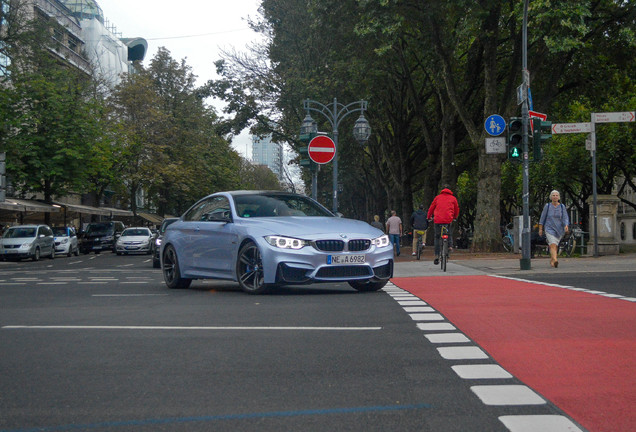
[484, 114, 506, 136]
[593, 112, 635, 123]
[552, 122, 592, 134]
[308, 135, 336, 164]
[528, 110, 547, 121]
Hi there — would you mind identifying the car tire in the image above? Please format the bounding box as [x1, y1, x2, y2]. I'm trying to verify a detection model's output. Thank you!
[152, 257, 160, 268]
[348, 280, 387, 292]
[116, 251, 122, 256]
[74, 246, 79, 256]
[162, 245, 191, 289]
[236, 242, 270, 295]
[32, 247, 40, 261]
[49, 247, 55, 259]
[67, 247, 72, 257]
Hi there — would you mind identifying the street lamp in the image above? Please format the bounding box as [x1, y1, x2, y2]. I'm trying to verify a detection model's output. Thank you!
[301, 98, 370, 213]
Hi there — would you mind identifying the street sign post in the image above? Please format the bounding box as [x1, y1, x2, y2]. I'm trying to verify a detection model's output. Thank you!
[593, 111, 635, 123]
[307, 135, 336, 164]
[485, 137, 506, 154]
[552, 122, 592, 134]
[484, 114, 506, 136]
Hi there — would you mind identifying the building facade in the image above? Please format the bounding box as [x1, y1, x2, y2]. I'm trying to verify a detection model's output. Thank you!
[251, 134, 284, 181]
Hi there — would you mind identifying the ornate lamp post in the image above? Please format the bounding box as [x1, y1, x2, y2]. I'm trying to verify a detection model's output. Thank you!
[300, 98, 370, 213]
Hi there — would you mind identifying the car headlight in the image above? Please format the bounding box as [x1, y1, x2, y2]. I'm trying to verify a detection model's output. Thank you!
[103, 236, 114, 242]
[20, 242, 33, 249]
[265, 235, 307, 250]
[61, 238, 69, 244]
[371, 235, 390, 248]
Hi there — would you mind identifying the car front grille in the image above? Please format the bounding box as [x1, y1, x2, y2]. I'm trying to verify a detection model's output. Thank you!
[314, 240, 345, 252]
[348, 239, 371, 252]
[316, 265, 372, 279]
[2, 244, 20, 249]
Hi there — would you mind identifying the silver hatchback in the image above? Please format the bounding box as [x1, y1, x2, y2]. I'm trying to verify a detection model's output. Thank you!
[1, 225, 56, 261]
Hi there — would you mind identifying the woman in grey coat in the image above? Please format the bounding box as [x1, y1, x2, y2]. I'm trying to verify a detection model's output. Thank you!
[538, 190, 570, 268]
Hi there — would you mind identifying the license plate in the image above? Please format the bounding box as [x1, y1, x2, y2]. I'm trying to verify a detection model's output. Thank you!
[4, 250, 18, 254]
[327, 254, 366, 265]
[93, 246, 102, 250]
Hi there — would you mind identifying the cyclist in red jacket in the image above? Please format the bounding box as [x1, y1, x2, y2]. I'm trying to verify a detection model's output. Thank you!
[427, 186, 460, 265]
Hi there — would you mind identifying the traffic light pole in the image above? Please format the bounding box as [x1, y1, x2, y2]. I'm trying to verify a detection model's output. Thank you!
[520, 0, 532, 270]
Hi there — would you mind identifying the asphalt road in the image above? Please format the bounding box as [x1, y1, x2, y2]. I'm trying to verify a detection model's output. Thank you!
[2, 252, 632, 431]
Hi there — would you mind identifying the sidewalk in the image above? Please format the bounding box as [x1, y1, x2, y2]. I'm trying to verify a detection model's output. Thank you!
[393, 247, 636, 278]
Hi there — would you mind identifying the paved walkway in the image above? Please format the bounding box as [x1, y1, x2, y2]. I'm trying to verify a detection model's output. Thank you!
[393, 249, 636, 277]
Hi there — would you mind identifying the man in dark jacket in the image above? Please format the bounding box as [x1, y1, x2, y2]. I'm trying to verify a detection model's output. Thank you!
[427, 187, 460, 264]
[410, 205, 429, 256]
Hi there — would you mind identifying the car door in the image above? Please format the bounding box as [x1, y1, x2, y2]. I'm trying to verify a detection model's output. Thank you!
[183, 195, 238, 277]
[39, 226, 54, 255]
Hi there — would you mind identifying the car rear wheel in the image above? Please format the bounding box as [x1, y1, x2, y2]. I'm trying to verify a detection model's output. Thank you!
[162, 245, 191, 289]
[348, 279, 387, 292]
[236, 242, 270, 294]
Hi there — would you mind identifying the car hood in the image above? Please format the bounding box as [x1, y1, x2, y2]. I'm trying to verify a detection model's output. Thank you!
[1, 238, 36, 245]
[118, 235, 151, 242]
[239, 217, 384, 240]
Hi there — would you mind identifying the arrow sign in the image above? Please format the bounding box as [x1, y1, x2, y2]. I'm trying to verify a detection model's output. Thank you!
[552, 122, 592, 134]
[593, 111, 635, 123]
[308, 135, 336, 164]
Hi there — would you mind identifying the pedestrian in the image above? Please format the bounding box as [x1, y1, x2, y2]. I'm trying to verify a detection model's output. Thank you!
[538, 190, 569, 268]
[410, 204, 429, 256]
[370, 215, 384, 231]
[427, 186, 460, 265]
[385, 210, 403, 257]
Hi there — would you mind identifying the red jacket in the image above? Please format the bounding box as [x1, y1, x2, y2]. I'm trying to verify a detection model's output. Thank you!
[427, 188, 460, 224]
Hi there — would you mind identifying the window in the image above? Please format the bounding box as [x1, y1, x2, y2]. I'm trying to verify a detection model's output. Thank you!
[620, 222, 625, 241]
[184, 196, 231, 222]
[633, 223, 636, 240]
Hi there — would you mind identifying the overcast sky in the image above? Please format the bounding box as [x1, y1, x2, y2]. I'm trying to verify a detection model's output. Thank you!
[98, 0, 264, 157]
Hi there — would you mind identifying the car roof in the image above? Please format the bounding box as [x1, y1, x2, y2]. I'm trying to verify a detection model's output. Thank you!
[7, 224, 45, 228]
[225, 190, 306, 197]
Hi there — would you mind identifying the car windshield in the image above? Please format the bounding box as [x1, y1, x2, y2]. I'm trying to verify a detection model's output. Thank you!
[233, 193, 333, 218]
[52, 227, 69, 236]
[3, 228, 36, 238]
[122, 229, 150, 237]
[86, 223, 112, 234]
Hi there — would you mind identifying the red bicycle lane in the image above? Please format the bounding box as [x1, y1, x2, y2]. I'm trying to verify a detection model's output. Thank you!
[392, 275, 636, 432]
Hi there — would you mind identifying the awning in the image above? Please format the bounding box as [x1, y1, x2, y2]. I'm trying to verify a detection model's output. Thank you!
[137, 212, 164, 224]
[52, 201, 112, 216]
[100, 207, 134, 217]
[0, 198, 61, 213]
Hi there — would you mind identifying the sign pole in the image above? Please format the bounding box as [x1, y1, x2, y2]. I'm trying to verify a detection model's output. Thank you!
[519, 0, 532, 270]
[591, 113, 599, 257]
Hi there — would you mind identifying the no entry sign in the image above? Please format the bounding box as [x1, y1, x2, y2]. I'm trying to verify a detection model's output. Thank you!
[308, 135, 336, 164]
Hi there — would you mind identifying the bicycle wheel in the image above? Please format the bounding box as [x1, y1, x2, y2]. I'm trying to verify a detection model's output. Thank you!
[502, 235, 513, 252]
[441, 239, 448, 272]
[416, 241, 422, 260]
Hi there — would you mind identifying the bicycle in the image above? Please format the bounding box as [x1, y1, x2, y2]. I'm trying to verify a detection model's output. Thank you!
[502, 223, 514, 252]
[414, 229, 426, 260]
[440, 225, 450, 272]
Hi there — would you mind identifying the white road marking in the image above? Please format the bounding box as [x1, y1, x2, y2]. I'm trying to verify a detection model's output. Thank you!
[437, 346, 489, 360]
[471, 385, 545, 406]
[424, 333, 470, 343]
[499, 415, 583, 432]
[451, 365, 513, 379]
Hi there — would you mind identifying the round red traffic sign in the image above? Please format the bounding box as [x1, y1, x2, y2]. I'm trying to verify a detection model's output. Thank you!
[308, 135, 336, 164]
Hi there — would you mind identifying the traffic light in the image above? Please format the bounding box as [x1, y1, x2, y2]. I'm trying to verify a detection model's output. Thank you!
[532, 120, 552, 162]
[507, 117, 523, 162]
[298, 146, 311, 167]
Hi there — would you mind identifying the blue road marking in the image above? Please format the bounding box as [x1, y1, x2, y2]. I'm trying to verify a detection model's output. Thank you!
[1, 403, 433, 432]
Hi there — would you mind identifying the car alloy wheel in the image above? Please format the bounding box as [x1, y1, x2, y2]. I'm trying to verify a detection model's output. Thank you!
[236, 242, 269, 294]
[32, 247, 40, 261]
[162, 245, 191, 289]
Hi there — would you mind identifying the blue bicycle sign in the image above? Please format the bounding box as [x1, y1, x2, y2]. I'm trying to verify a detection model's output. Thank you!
[485, 114, 506, 136]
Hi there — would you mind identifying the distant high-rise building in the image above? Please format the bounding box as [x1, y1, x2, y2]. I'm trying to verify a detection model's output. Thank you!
[252, 134, 284, 180]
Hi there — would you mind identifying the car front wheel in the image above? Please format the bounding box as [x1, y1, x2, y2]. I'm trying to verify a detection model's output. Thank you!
[236, 242, 270, 294]
[162, 245, 191, 289]
[348, 279, 387, 292]
[32, 247, 40, 261]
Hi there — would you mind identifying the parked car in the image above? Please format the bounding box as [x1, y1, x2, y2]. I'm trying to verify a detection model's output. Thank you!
[0, 225, 56, 261]
[115, 227, 154, 255]
[160, 191, 393, 294]
[80, 221, 125, 254]
[152, 217, 179, 268]
[52, 226, 79, 257]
